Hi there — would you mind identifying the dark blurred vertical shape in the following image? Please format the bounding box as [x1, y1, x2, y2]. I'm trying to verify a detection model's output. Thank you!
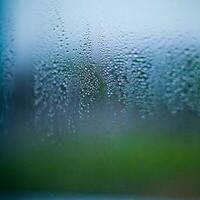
[0, 0, 10, 134]
[0, 0, 34, 134]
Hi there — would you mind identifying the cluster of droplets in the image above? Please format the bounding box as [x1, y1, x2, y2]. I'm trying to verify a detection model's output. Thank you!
[34, 28, 200, 134]
[125, 46, 154, 118]
[33, 4, 103, 134]
[98, 33, 154, 120]
[1, 0, 200, 137]
[159, 47, 200, 115]
[33, 2, 76, 134]
[77, 25, 102, 120]
[31, 5, 200, 134]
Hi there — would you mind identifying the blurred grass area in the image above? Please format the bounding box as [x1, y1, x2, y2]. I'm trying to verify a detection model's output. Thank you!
[0, 130, 200, 198]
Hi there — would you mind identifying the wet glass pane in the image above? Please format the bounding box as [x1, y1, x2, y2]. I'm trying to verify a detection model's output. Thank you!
[0, 0, 200, 199]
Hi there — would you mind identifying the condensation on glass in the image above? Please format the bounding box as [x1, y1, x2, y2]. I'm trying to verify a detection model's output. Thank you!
[1, 0, 200, 136]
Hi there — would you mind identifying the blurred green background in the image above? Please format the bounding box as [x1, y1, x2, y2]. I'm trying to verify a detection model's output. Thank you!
[1, 126, 200, 198]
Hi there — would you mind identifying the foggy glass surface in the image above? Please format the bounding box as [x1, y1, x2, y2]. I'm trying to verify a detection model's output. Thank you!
[0, 0, 200, 199]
